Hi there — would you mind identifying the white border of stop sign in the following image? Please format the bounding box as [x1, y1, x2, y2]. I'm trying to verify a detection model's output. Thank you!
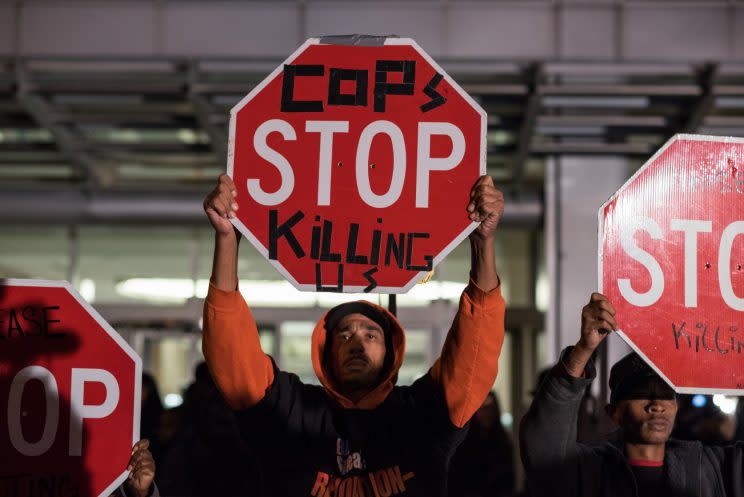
[1, 279, 142, 497]
[225, 37, 487, 293]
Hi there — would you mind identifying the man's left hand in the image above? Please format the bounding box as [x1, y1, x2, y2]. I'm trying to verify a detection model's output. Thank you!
[124, 439, 155, 497]
[467, 175, 504, 240]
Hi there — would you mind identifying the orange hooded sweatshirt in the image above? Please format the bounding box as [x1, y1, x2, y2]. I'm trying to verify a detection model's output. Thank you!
[202, 281, 504, 496]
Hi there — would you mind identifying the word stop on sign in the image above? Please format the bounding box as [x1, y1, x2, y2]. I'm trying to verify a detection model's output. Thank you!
[248, 119, 465, 208]
[619, 218, 744, 310]
[6, 365, 120, 456]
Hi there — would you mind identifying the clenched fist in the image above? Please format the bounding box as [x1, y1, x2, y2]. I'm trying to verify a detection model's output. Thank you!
[467, 175, 504, 240]
[578, 293, 617, 353]
[124, 439, 155, 497]
[203, 173, 239, 237]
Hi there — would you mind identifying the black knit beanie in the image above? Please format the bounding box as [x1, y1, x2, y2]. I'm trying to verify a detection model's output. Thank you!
[324, 301, 395, 378]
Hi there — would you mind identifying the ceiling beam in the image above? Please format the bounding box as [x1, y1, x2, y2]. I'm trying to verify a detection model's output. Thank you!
[0, 189, 543, 227]
[188, 62, 229, 164]
[14, 63, 112, 190]
[512, 63, 542, 191]
[682, 62, 718, 133]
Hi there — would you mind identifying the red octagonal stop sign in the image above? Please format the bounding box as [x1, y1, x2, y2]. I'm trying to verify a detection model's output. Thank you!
[600, 134, 744, 394]
[0, 280, 141, 497]
[228, 37, 486, 293]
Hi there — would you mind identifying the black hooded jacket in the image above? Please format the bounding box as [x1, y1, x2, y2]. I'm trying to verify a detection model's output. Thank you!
[520, 347, 744, 497]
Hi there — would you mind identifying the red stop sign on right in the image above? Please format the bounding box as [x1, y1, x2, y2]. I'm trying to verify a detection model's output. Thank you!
[599, 134, 744, 394]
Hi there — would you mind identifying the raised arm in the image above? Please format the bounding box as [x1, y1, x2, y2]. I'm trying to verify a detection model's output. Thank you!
[430, 175, 506, 428]
[201, 174, 274, 410]
[519, 293, 616, 497]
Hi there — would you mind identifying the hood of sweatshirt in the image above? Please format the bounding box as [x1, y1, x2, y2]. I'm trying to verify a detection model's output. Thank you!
[311, 300, 406, 409]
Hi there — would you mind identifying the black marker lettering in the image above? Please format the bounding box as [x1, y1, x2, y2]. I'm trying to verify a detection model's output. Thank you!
[7, 308, 23, 338]
[328, 68, 368, 107]
[672, 321, 690, 349]
[420, 73, 446, 112]
[385, 233, 405, 268]
[370, 219, 383, 266]
[43, 306, 64, 338]
[374, 60, 415, 113]
[315, 263, 344, 292]
[714, 326, 728, 354]
[269, 209, 306, 260]
[21, 306, 42, 337]
[281, 64, 324, 112]
[320, 220, 342, 262]
[311, 221, 322, 260]
[406, 233, 433, 271]
[345, 223, 369, 265]
[363, 267, 378, 293]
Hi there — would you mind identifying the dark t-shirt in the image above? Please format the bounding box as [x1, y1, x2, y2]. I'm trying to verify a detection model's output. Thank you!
[629, 460, 666, 497]
[236, 366, 467, 497]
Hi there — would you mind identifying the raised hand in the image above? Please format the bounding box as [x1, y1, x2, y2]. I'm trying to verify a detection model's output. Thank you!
[124, 439, 155, 497]
[203, 173, 239, 237]
[564, 293, 618, 378]
[578, 293, 617, 353]
[467, 175, 505, 240]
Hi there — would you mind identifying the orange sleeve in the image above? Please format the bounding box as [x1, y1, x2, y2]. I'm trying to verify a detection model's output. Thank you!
[430, 280, 506, 428]
[201, 284, 274, 410]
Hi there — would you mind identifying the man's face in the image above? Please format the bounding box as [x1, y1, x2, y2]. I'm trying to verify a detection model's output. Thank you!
[608, 398, 678, 444]
[329, 313, 387, 393]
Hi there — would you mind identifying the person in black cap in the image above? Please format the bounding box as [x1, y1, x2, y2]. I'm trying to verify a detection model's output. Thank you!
[200, 173, 507, 496]
[520, 292, 744, 497]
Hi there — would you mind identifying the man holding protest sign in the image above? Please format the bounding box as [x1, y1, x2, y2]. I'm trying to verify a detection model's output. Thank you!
[520, 293, 744, 497]
[522, 134, 744, 497]
[201, 172, 505, 497]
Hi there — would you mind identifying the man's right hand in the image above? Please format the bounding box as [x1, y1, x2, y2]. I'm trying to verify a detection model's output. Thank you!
[203, 173, 239, 237]
[564, 293, 617, 378]
[578, 292, 617, 353]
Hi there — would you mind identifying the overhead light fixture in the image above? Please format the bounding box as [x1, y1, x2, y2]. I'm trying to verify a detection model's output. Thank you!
[163, 393, 183, 408]
[536, 125, 605, 136]
[176, 129, 199, 144]
[79, 278, 96, 303]
[542, 96, 649, 108]
[715, 97, 744, 109]
[53, 94, 145, 105]
[116, 278, 198, 303]
[115, 278, 467, 307]
[487, 130, 514, 146]
[712, 394, 738, 415]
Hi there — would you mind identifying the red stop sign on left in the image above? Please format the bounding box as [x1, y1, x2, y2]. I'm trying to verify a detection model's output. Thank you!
[0, 280, 141, 497]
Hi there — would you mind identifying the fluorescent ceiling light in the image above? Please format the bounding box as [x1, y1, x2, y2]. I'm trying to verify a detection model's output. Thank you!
[53, 94, 144, 105]
[79, 278, 96, 304]
[535, 271, 549, 313]
[542, 96, 649, 108]
[116, 278, 467, 307]
[712, 394, 738, 415]
[715, 97, 744, 109]
[536, 125, 605, 136]
[487, 130, 514, 146]
[116, 278, 199, 303]
[163, 393, 183, 408]
[240, 280, 317, 307]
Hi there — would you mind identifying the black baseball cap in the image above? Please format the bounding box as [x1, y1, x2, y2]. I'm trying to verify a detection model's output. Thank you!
[609, 353, 676, 405]
[325, 302, 391, 337]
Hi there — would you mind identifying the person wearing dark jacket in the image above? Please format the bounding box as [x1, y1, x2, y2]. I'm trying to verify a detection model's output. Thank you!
[521, 292, 744, 497]
[448, 391, 515, 497]
[201, 173, 506, 497]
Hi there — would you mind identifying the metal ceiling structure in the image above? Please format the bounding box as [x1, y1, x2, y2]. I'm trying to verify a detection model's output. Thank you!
[1, 57, 743, 223]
